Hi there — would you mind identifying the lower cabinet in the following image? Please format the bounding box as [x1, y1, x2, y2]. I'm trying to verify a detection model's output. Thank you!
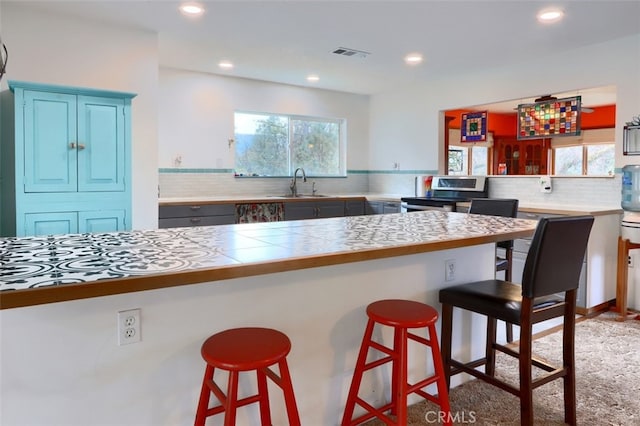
[512, 211, 587, 308]
[159, 204, 235, 228]
[25, 210, 126, 236]
[366, 201, 401, 215]
[345, 200, 365, 216]
[284, 200, 345, 221]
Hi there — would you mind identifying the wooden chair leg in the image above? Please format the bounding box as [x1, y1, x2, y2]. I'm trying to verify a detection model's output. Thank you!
[505, 249, 514, 343]
[506, 322, 514, 343]
[564, 290, 578, 426]
[440, 303, 453, 390]
[519, 300, 534, 426]
[485, 317, 497, 377]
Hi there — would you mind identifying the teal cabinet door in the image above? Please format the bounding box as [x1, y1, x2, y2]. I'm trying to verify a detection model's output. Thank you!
[25, 212, 78, 236]
[79, 210, 126, 233]
[77, 96, 126, 192]
[23, 91, 78, 193]
[4, 81, 136, 237]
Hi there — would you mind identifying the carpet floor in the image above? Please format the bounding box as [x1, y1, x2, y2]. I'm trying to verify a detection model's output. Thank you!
[363, 312, 640, 425]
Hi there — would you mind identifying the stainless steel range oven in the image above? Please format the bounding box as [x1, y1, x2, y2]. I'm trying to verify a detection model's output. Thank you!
[401, 176, 488, 212]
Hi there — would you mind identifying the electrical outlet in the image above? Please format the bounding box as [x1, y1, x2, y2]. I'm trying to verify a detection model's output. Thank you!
[445, 259, 456, 282]
[117, 308, 141, 345]
[629, 255, 634, 268]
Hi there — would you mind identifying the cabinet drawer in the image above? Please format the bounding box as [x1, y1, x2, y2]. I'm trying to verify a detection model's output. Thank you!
[159, 215, 235, 228]
[159, 204, 235, 219]
[382, 202, 401, 214]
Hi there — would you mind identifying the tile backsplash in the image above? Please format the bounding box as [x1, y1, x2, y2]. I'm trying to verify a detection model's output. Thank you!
[486, 175, 621, 207]
[159, 171, 369, 198]
[159, 170, 621, 208]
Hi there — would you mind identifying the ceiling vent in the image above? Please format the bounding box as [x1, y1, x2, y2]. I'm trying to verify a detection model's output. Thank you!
[332, 47, 370, 59]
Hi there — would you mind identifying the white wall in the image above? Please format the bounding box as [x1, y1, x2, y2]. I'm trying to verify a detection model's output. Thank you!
[0, 245, 496, 425]
[369, 34, 640, 174]
[0, 4, 160, 230]
[159, 68, 369, 170]
[157, 68, 371, 198]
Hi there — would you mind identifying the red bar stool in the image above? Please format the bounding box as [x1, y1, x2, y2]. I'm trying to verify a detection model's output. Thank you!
[195, 327, 301, 426]
[341, 299, 452, 426]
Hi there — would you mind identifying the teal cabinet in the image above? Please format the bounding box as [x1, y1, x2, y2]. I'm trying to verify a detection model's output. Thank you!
[1, 81, 136, 237]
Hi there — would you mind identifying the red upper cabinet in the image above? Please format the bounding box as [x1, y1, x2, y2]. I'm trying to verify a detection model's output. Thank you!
[494, 137, 548, 175]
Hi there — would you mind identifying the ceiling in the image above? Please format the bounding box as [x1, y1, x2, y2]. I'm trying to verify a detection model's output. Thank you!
[10, 0, 639, 109]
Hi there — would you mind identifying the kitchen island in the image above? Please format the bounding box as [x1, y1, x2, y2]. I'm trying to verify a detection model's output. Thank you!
[0, 211, 536, 425]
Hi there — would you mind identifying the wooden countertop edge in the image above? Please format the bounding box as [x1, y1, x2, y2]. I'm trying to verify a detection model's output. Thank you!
[517, 207, 622, 216]
[159, 196, 367, 206]
[0, 229, 533, 310]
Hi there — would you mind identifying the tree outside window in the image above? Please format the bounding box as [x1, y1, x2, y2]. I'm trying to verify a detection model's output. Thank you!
[234, 112, 344, 177]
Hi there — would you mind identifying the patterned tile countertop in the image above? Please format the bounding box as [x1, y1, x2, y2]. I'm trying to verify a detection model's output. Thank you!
[0, 211, 537, 308]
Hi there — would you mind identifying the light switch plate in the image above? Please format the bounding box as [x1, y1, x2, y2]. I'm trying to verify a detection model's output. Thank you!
[539, 176, 552, 193]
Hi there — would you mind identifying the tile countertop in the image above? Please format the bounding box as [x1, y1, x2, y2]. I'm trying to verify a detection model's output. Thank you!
[0, 211, 536, 309]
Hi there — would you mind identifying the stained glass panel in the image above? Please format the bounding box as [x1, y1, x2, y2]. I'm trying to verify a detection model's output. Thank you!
[517, 96, 581, 139]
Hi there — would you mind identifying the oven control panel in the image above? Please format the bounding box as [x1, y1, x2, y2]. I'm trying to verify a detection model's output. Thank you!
[432, 176, 487, 192]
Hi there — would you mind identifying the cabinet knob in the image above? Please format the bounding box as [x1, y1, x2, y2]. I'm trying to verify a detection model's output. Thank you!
[70, 142, 76, 149]
[78, 143, 86, 150]
[190, 206, 201, 211]
[190, 218, 202, 223]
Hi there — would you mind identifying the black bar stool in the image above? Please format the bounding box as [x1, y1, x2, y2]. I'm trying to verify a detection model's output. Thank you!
[439, 215, 593, 426]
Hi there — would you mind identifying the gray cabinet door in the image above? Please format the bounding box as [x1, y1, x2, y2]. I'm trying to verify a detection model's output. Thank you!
[345, 200, 365, 216]
[382, 202, 401, 214]
[316, 201, 345, 218]
[285, 200, 345, 220]
[366, 201, 382, 214]
[367, 201, 400, 215]
[284, 201, 317, 221]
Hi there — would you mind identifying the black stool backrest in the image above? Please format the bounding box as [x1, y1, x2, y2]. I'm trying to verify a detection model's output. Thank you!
[469, 198, 519, 250]
[521, 215, 594, 299]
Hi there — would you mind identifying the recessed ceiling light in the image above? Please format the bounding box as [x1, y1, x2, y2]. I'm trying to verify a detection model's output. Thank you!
[218, 60, 234, 70]
[537, 8, 564, 23]
[404, 53, 424, 65]
[307, 74, 320, 83]
[179, 2, 205, 17]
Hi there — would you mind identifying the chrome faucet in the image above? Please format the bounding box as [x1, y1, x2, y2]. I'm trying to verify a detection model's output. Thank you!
[290, 167, 307, 197]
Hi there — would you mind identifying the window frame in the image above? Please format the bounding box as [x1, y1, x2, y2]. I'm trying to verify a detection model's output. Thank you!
[233, 110, 347, 178]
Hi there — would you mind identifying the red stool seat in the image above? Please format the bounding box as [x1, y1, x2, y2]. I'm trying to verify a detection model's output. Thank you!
[195, 327, 301, 426]
[342, 300, 452, 426]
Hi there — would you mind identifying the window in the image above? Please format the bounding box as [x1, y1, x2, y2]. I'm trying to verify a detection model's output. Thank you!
[234, 112, 344, 177]
[471, 146, 489, 175]
[554, 146, 583, 175]
[553, 143, 615, 176]
[448, 146, 489, 175]
[586, 144, 615, 175]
